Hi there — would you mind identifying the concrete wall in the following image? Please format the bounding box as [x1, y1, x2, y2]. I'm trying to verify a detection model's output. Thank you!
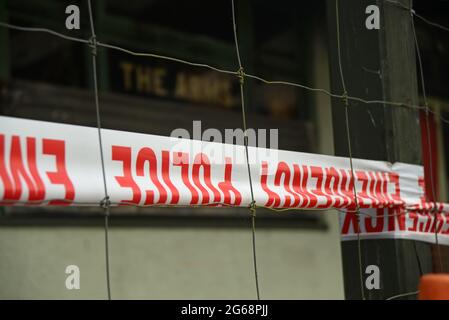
[0, 212, 343, 299]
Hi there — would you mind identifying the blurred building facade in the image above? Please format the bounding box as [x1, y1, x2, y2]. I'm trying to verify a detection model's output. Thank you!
[0, 0, 448, 299]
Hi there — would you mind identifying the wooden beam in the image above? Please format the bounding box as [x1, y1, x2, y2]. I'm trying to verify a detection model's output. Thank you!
[327, 0, 438, 300]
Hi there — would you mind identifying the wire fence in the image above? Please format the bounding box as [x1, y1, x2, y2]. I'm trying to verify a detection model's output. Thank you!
[87, 0, 112, 301]
[0, 0, 448, 300]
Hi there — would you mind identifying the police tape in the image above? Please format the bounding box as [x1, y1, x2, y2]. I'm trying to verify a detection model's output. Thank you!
[1, 116, 448, 244]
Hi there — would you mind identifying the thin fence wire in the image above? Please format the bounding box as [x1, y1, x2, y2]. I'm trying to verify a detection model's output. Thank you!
[334, 0, 365, 300]
[1, 20, 449, 125]
[231, 0, 260, 301]
[0, 198, 443, 218]
[87, 0, 112, 300]
[0, 0, 447, 300]
[386, 290, 420, 300]
[409, 0, 444, 272]
[386, 0, 449, 33]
